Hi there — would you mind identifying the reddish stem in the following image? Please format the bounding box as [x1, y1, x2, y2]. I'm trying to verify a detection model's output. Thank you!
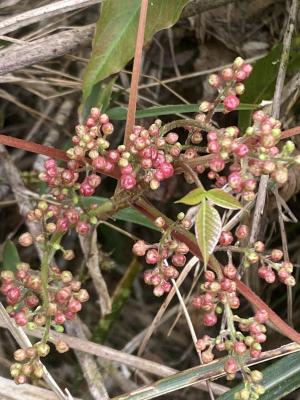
[124, 0, 149, 148]
[0, 134, 119, 179]
[280, 126, 300, 139]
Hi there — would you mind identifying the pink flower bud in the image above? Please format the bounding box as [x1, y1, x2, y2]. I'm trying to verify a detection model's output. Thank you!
[18, 233, 33, 247]
[99, 114, 109, 124]
[76, 221, 90, 236]
[146, 249, 159, 264]
[209, 157, 225, 172]
[7, 287, 21, 305]
[120, 174, 136, 189]
[219, 231, 234, 246]
[132, 240, 148, 256]
[87, 174, 101, 188]
[67, 299, 82, 313]
[224, 95, 240, 112]
[80, 182, 95, 197]
[224, 357, 238, 374]
[203, 312, 217, 326]
[102, 122, 114, 135]
[15, 312, 27, 326]
[56, 218, 69, 232]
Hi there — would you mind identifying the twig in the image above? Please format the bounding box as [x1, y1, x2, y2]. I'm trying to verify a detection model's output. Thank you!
[124, 0, 148, 147]
[0, 0, 101, 36]
[0, 26, 94, 75]
[79, 227, 112, 316]
[171, 278, 215, 400]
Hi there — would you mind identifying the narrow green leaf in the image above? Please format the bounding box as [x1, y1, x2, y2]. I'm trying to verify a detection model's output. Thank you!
[206, 189, 242, 210]
[82, 0, 189, 105]
[176, 188, 206, 205]
[107, 103, 259, 121]
[219, 351, 300, 400]
[195, 200, 222, 267]
[80, 196, 158, 231]
[113, 357, 226, 400]
[2, 240, 20, 271]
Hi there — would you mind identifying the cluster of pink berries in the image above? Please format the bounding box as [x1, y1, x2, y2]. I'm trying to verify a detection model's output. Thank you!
[132, 216, 191, 296]
[10, 338, 69, 384]
[0, 263, 89, 331]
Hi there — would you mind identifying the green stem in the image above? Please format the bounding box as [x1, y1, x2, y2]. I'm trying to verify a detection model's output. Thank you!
[40, 232, 63, 342]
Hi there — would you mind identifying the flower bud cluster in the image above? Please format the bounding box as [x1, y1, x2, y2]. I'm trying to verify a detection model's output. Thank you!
[0, 263, 89, 332]
[258, 252, 295, 287]
[202, 57, 253, 113]
[132, 216, 191, 296]
[10, 339, 69, 384]
[27, 198, 91, 237]
[192, 264, 240, 327]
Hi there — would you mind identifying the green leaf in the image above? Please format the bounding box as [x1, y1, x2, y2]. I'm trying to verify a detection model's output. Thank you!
[219, 351, 300, 400]
[107, 103, 259, 121]
[195, 200, 222, 267]
[82, 0, 189, 105]
[206, 189, 242, 210]
[239, 37, 300, 132]
[2, 240, 20, 271]
[82, 77, 117, 119]
[176, 188, 206, 205]
[80, 196, 158, 231]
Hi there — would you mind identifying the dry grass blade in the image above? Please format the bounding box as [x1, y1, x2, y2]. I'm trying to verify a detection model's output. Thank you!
[0, 0, 101, 36]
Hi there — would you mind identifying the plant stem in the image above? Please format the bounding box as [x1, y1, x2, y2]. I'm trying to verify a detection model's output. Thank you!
[40, 232, 63, 342]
